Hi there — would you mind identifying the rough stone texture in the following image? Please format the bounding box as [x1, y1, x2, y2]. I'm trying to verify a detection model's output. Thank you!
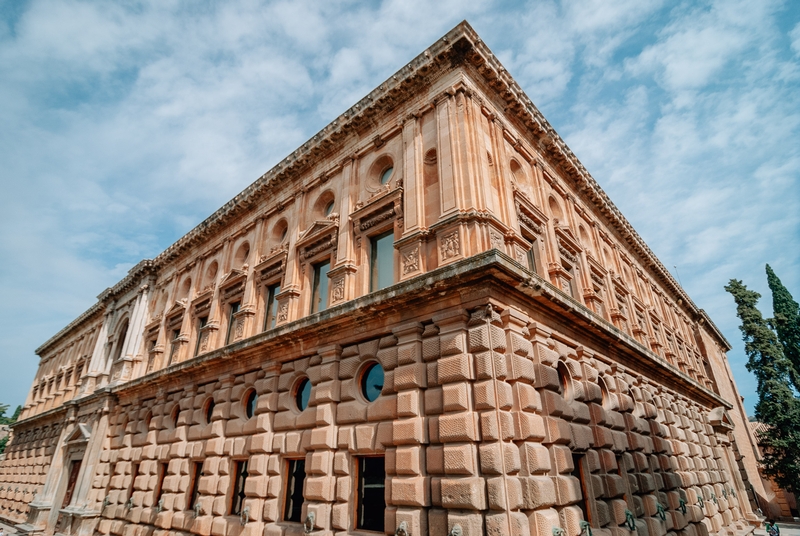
[0, 21, 769, 536]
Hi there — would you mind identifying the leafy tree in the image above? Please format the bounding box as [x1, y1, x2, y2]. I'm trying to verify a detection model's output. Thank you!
[0, 404, 21, 425]
[767, 265, 800, 392]
[726, 279, 800, 492]
[0, 403, 21, 455]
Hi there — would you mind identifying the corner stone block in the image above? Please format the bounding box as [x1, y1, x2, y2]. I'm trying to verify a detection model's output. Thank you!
[441, 477, 487, 510]
[528, 508, 562, 536]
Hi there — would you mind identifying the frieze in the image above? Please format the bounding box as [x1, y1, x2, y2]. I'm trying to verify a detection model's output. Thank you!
[558, 245, 578, 265]
[359, 207, 396, 231]
[222, 282, 245, 301]
[301, 237, 337, 260]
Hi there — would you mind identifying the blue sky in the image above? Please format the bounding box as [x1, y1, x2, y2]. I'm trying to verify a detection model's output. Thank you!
[1, 0, 798, 416]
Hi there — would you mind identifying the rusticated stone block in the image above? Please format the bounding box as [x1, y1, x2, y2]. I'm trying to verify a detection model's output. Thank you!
[520, 475, 556, 509]
[553, 475, 583, 506]
[521, 442, 551, 474]
[440, 477, 487, 510]
[390, 476, 430, 506]
[438, 354, 472, 384]
[528, 508, 561, 536]
[439, 412, 478, 442]
[444, 443, 477, 475]
[550, 444, 574, 474]
[443, 382, 471, 412]
[447, 512, 485, 536]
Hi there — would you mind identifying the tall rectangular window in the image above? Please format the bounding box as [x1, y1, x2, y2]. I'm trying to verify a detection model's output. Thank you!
[310, 261, 330, 314]
[526, 238, 539, 274]
[194, 316, 208, 356]
[230, 460, 248, 515]
[128, 462, 140, 503]
[61, 460, 82, 508]
[154, 462, 168, 507]
[283, 459, 306, 522]
[571, 453, 591, 523]
[168, 328, 181, 365]
[188, 461, 202, 511]
[263, 284, 281, 331]
[370, 231, 394, 292]
[356, 457, 385, 532]
[225, 302, 241, 345]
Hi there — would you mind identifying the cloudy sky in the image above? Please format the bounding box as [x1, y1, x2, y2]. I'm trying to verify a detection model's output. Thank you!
[1, 0, 798, 415]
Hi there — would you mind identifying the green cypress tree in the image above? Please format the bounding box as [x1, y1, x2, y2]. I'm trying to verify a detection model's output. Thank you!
[726, 279, 800, 492]
[766, 264, 800, 390]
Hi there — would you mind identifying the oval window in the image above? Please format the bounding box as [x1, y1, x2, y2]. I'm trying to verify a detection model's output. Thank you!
[360, 362, 385, 403]
[204, 399, 215, 425]
[380, 166, 393, 185]
[324, 200, 334, 217]
[295, 378, 312, 412]
[245, 390, 258, 419]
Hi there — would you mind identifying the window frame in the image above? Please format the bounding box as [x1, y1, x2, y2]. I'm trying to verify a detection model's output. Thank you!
[187, 461, 203, 512]
[225, 301, 241, 345]
[310, 260, 331, 314]
[263, 283, 281, 331]
[354, 455, 386, 533]
[282, 458, 307, 523]
[229, 459, 249, 516]
[369, 230, 395, 292]
[194, 315, 208, 357]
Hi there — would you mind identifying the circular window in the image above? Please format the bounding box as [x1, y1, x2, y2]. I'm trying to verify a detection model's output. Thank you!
[204, 399, 215, 425]
[380, 166, 393, 185]
[360, 362, 385, 403]
[245, 390, 258, 419]
[295, 378, 312, 412]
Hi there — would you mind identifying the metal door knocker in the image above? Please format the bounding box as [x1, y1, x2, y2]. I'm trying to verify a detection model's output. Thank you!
[396, 521, 410, 536]
[679, 498, 687, 515]
[580, 520, 593, 536]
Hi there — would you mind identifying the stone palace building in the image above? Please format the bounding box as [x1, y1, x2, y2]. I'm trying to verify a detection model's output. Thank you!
[0, 21, 775, 536]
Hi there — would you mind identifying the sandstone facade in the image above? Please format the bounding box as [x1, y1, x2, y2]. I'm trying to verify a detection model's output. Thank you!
[0, 22, 774, 536]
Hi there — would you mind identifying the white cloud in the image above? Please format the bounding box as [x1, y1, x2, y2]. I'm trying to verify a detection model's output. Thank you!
[0, 0, 798, 417]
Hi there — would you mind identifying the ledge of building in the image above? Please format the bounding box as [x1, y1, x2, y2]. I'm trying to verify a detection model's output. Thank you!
[108, 249, 729, 411]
